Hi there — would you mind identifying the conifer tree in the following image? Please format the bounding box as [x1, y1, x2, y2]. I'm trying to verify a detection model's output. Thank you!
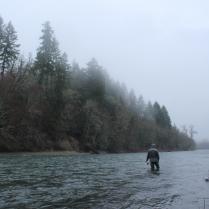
[144, 101, 154, 121]
[34, 21, 60, 87]
[53, 52, 69, 109]
[137, 95, 145, 119]
[0, 16, 4, 61]
[34, 21, 70, 134]
[0, 21, 19, 77]
[161, 105, 171, 128]
[85, 58, 105, 101]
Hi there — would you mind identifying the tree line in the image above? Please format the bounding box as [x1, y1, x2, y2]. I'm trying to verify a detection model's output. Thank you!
[0, 16, 195, 152]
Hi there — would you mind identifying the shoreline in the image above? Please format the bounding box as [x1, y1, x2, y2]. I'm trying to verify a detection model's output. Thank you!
[0, 150, 87, 155]
[0, 148, 196, 155]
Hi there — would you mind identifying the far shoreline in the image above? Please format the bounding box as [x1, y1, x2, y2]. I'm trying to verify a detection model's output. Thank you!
[0, 150, 86, 155]
[0, 148, 197, 155]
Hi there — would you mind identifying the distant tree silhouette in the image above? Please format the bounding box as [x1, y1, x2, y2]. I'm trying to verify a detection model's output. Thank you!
[0, 20, 19, 77]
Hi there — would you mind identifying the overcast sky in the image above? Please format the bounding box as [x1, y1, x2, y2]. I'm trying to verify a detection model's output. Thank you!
[1, 0, 209, 141]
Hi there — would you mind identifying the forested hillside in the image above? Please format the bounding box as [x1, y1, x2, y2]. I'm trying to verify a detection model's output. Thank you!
[0, 17, 195, 152]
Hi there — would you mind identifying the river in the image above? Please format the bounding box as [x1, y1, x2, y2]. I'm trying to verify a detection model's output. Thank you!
[0, 150, 209, 209]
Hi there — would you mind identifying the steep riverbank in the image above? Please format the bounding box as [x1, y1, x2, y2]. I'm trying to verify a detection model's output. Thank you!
[0, 16, 195, 153]
[0, 134, 195, 153]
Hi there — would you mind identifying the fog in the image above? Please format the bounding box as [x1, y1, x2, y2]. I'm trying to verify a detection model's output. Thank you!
[1, 0, 209, 141]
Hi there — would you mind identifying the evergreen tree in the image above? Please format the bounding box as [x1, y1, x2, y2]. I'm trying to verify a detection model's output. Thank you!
[70, 61, 86, 91]
[53, 52, 69, 109]
[0, 16, 4, 63]
[153, 102, 163, 126]
[85, 58, 105, 101]
[34, 21, 60, 87]
[34, 21, 69, 135]
[153, 103, 171, 128]
[144, 101, 154, 121]
[136, 95, 145, 119]
[128, 89, 137, 114]
[161, 105, 172, 128]
[0, 21, 19, 77]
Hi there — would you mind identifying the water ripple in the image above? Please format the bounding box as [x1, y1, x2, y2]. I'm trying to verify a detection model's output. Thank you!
[0, 150, 209, 209]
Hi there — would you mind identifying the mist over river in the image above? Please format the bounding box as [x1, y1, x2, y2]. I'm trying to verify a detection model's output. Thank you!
[1, 150, 209, 209]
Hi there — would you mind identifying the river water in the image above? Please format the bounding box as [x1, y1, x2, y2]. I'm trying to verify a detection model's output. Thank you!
[0, 150, 209, 209]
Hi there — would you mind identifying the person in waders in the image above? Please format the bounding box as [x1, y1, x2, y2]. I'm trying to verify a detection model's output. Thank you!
[146, 144, 160, 171]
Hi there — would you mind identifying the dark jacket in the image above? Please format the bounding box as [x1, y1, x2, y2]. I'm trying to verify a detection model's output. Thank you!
[146, 148, 159, 163]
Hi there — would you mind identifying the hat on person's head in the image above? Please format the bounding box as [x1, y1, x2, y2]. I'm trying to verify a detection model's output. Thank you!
[150, 144, 156, 148]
